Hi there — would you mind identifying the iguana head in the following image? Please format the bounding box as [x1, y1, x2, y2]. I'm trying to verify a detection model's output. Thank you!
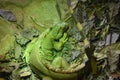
[49, 22, 69, 39]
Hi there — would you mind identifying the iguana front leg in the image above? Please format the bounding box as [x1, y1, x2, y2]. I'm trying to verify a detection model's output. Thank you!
[54, 33, 68, 51]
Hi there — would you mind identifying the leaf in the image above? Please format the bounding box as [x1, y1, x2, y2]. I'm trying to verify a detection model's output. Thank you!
[15, 33, 30, 46]
[105, 33, 119, 45]
[94, 42, 120, 60]
[108, 50, 120, 72]
[77, 22, 83, 31]
[84, 38, 90, 47]
[0, 9, 16, 22]
[14, 43, 22, 59]
[21, 28, 39, 40]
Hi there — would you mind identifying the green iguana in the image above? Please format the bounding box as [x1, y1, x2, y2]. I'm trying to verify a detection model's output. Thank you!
[23, 21, 88, 80]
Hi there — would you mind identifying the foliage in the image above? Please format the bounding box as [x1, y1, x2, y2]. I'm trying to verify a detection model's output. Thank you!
[72, 0, 120, 79]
